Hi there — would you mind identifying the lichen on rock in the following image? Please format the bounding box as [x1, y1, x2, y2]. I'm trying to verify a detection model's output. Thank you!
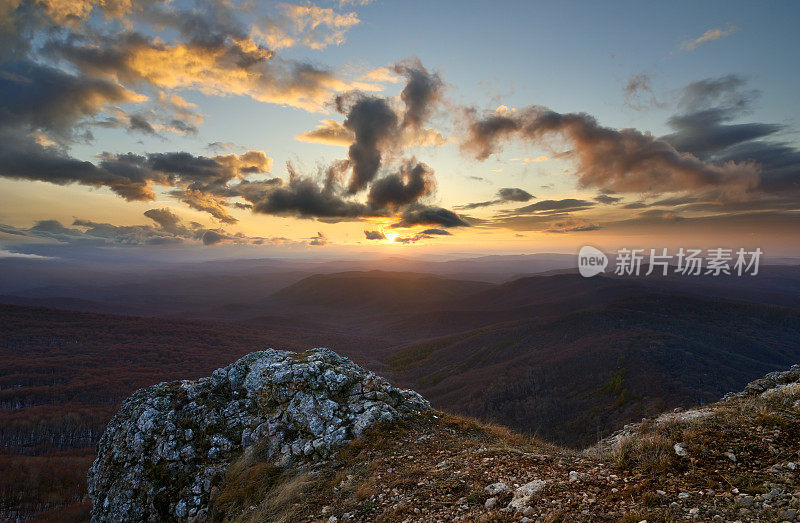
[87, 348, 429, 522]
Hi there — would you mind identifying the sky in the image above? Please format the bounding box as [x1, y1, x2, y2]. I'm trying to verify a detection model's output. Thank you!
[1, 0, 799, 260]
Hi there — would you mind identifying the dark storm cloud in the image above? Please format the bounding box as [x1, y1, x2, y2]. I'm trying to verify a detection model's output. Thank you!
[0, 58, 271, 216]
[336, 94, 399, 193]
[662, 110, 782, 157]
[241, 60, 459, 234]
[0, 60, 143, 140]
[242, 165, 371, 221]
[656, 75, 800, 206]
[661, 74, 782, 157]
[0, 0, 466, 241]
[332, 59, 444, 193]
[366, 160, 435, 210]
[393, 58, 444, 130]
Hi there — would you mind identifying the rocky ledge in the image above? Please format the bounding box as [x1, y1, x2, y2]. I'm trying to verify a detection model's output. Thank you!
[87, 348, 429, 522]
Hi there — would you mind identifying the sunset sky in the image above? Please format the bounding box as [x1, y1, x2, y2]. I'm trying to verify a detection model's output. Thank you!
[1, 0, 799, 260]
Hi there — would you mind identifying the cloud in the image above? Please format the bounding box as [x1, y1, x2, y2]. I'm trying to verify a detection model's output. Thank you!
[241, 162, 371, 220]
[392, 228, 452, 244]
[333, 59, 445, 192]
[456, 187, 534, 210]
[295, 119, 355, 146]
[681, 25, 738, 51]
[1, 208, 278, 248]
[461, 104, 759, 195]
[366, 160, 436, 210]
[0, 59, 273, 216]
[594, 194, 622, 204]
[498, 187, 534, 202]
[336, 94, 399, 192]
[364, 230, 386, 240]
[201, 230, 229, 245]
[308, 231, 327, 246]
[0, 60, 145, 142]
[421, 228, 451, 236]
[545, 218, 601, 233]
[622, 73, 664, 110]
[241, 59, 462, 235]
[255, 3, 361, 50]
[661, 75, 780, 156]
[393, 57, 444, 131]
[657, 75, 800, 208]
[498, 198, 595, 217]
[510, 156, 548, 164]
[206, 141, 239, 152]
[390, 205, 470, 228]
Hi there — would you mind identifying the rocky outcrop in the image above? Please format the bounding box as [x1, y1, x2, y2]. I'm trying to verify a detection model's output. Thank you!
[597, 364, 800, 453]
[723, 364, 800, 398]
[87, 348, 429, 522]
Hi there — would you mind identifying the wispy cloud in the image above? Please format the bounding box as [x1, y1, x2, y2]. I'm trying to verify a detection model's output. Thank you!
[681, 25, 738, 51]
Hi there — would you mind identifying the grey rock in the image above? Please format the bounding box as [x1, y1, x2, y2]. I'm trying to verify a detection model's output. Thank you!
[87, 348, 429, 522]
[508, 480, 546, 511]
[484, 482, 510, 495]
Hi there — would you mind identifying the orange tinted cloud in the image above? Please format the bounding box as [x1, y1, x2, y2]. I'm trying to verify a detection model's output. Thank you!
[296, 119, 355, 145]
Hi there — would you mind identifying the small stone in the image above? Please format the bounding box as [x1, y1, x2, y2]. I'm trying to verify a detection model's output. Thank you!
[484, 482, 510, 495]
[669, 502, 681, 513]
[484, 497, 497, 509]
[674, 442, 689, 457]
[175, 500, 187, 518]
[568, 470, 579, 482]
[522, 506, 534, 517]
[724, 452, 737, 462]
[678, 492, 689, 499]
[508, 480, 546, 511]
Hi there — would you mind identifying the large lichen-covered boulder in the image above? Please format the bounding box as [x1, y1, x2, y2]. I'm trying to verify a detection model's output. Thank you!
[87, 348, 429, 522]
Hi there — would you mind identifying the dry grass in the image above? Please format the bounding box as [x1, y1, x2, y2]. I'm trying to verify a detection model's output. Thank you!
[611, 432, 675, 474]
[210, 441, 313, 523]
